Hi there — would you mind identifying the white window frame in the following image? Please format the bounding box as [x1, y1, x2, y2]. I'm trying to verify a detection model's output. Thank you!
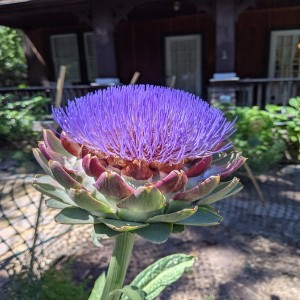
[83, 32, 97, 82]
[50, 33, 81, 82]
[269, 29, 300, 78]
[165, 34, 202, 95]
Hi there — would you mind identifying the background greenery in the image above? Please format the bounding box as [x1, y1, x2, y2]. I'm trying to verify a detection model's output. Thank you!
[6, 265, 89, 300]
[0, 94, 50, 148]
[0, 26, 27, 87]
[215, 98, 300, 173]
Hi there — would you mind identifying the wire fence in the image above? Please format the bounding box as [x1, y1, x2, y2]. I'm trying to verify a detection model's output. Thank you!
[0, 166, 299, 297]
[0, 174, 90, 288]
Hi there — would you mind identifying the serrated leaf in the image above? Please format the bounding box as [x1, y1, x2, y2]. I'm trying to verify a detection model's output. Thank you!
[175, 206, 222, 226]
[114, 285, 147, 300]
[101, 218, 148, 232]
[146, 207, 197, 223]
[125, 254, 195, 300]
[134, 223, 172, 244]
[45, 198, 70, 209]
[88, 272, 106, 300]
[55, 207, 101, 224]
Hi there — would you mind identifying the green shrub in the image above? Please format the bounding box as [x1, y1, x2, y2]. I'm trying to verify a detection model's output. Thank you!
[266, 97, 300, 161]
[216, 104, 285, 173]
[0, 26, 27, 87]
[7, 266, 89, 300]
[0, 94, 50, 148]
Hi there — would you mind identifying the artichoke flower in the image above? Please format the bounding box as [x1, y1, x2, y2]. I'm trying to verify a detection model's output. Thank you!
[33, 85, 245, 244]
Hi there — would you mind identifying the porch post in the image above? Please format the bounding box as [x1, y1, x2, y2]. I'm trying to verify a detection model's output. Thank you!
[215, 0, 235, 74]
[92, 0, 118, 80]
[209, 0, 238, 104]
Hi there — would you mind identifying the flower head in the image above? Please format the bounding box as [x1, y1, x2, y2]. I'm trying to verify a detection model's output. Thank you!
[53, 85, 235, 166]
[33, 85, 245, 245]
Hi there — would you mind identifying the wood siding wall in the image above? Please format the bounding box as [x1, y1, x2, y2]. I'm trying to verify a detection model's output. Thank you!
[115, 14, 215, 88]
[236, 6, 300, 78]
[24, 6, 300, 86]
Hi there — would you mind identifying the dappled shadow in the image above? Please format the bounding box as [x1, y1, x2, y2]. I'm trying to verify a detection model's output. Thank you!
[1, 168, 299, 299]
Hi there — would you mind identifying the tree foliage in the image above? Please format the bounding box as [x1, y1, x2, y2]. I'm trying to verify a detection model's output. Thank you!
[0, 26, 27, 86]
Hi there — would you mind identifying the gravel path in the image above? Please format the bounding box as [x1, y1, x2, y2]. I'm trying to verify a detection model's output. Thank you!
[67, 170, 300, 300]
[1, 167, 299, 299]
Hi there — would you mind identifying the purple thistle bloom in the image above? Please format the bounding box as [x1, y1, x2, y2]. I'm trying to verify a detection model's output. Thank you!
[52, 85, 235, 164]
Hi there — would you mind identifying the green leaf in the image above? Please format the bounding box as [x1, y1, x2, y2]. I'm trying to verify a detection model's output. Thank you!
[166, 200, 191, 214]
[49, 161, 82, 189]
[174, 176, 220, 201]
[134, 223, 172, 244]
[198, 177, 241, 205]
[88, 272, 106, 300]
[70, 189, 115, 215]
[43, 129, 73, 158]
[172, 224, 185, 234]
[33, 174, 76, 206]
[126, 254, 195, 300]
[32, 148, 52, 176]
[113, 285, 147, 300]
[212, 151, 242, 165]
[117, 186, 166, 222]
[55, 207, 101, 224]
[92, 223, 120, 246]
[146, 207, 197, 223]
[175, 206, 222, 226]
[101, 218, 148, 232]
[45, 198, 70, 209]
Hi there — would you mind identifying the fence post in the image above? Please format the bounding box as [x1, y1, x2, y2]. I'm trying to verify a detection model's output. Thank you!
[29, 193, 44, 275]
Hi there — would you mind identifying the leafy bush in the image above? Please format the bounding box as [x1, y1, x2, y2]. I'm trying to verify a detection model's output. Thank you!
[0, 94, 50, 148]
[217, 104, 286, 173]
[7, 266, 88, 300]
[0, 26, 27, 86]
[266, 97, 300, 161]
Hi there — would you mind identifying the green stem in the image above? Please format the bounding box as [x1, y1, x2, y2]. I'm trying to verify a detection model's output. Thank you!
[100, 232, 135, 300]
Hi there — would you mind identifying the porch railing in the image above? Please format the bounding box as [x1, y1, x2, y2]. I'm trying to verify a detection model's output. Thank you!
[0, 78, 300, 108]
[209, 77, 300, 107]
[237, 78, 300, 107]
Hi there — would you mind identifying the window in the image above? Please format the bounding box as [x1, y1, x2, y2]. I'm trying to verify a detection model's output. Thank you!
[50, 34, 81, 82]
[165, 35, 202, 95]
[269, 30, 300, 78]
[84, 32, 97, 82]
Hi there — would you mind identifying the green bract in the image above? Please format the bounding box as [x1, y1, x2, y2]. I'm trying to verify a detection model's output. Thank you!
[33, 129, 245, 245]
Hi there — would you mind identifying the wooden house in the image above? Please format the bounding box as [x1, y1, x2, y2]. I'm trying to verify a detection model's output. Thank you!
[1, 0, 300, 105]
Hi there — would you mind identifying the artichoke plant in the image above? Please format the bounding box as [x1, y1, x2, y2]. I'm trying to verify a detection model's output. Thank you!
[32, 85, 245, 300]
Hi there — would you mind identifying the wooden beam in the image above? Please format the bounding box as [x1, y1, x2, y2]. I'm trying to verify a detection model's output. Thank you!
[55, 66, 67, 108]
[236, 0, 255, 16]
[188, 0, 213, 15]
[92, 1, 117, 78]
[129, 71, 140, 84]
[215, 0, 235, 73]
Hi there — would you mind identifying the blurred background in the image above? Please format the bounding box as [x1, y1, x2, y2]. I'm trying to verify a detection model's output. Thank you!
[0, 1, 299, 299]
